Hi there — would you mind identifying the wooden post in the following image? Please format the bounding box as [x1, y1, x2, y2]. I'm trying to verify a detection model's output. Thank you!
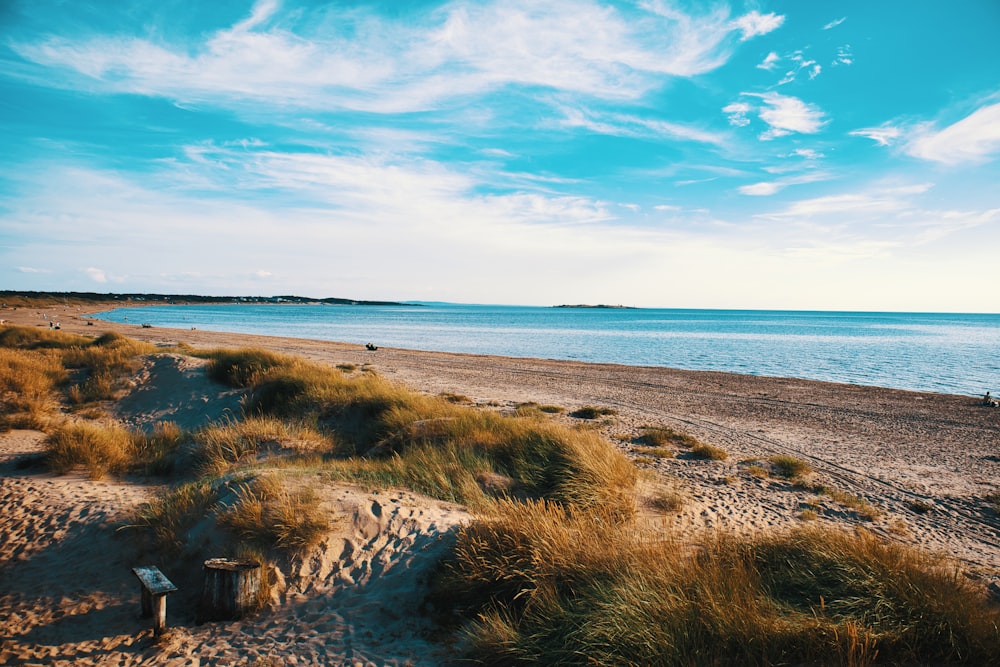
[200, 558, 261, 621]
[131, 566, 178, 636]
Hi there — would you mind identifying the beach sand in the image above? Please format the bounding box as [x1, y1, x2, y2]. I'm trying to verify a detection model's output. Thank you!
[2, 303, 998, 664]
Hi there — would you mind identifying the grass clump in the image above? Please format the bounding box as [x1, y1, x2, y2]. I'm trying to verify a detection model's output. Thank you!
[691, 442, 729, 461]
[128, 480, 221, 557]
[639, 425, 701, 449]
[437, 507, 1000, 665]
[62, 332, 156, 403]
[769, 454, 813, 480]
[570, 406, 617, 419]
[0, 347, 67, 429]
[217, 474, 329, 554]
[907, 499, 934, 514]
[46, 421, 136, 479]
[806, 484, 882, 522]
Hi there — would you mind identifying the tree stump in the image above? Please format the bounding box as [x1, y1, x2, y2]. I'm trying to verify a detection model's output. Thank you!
[199, 558, 261, 621]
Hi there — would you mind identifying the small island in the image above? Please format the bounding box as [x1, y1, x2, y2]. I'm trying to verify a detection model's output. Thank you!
[553, 304, 637, 309]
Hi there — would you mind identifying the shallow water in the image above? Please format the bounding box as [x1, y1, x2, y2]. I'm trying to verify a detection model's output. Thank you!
[92, 303, 1000, 396]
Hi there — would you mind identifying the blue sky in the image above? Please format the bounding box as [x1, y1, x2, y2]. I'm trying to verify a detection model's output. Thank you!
[2, 0, 999, 311]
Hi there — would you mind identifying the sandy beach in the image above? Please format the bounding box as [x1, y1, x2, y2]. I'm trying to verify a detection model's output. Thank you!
[2, 302, 998, 665]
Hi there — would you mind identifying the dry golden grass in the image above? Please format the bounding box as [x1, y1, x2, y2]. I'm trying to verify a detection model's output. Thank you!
[638, 425, 702, 449]
[0, 347, 66, 429]
[769, 454, 813, 480]
[217, 473, 329, 554]
[45, 421, 136, 479]
[691, 442, 729, 460]
[437, 504, 1000, 665]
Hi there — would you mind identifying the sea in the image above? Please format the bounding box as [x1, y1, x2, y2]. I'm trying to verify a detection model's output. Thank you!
[90, 303, 1000, 397]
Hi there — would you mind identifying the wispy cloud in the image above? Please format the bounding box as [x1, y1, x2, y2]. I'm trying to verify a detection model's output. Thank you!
[823, 17, 847, 30]
[12, 0, 780, 114]
[756, 51, 780, 71]
[722, 102, 751, 127]
[850, 124, 902, 147]
[905, 102, 1000, 165]
[833, 45, 853, 66]
[732, 10, 785, 40]
[737, 171, 831, 196]
[561, 107, 725, 144]
[740, 92, 827, 140]
[763, 184, 933, 218]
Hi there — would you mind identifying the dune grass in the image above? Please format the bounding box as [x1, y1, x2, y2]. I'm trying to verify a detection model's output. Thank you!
[195, 347, 637, 515]
[0, 347, 67, 429]
[639, 425, 702, 449]
[216, 474, 329, 553]
[436, 502, 1000, 666]
[769, 454, 813, 480]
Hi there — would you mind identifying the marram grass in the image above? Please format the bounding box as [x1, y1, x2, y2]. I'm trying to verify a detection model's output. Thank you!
[437, 504, 1000, 666]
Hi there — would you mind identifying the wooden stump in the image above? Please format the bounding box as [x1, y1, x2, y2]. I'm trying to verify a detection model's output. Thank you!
[199, 558, 261, 621]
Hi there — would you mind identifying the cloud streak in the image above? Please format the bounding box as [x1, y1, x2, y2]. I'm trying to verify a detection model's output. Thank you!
[12, 0, 782, 114]
[905, 102, 1000, 165]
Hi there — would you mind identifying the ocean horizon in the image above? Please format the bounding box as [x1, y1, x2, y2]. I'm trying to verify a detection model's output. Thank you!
[91, 303, 1000, 398]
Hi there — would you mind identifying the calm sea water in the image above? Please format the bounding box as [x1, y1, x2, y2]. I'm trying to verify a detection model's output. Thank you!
[92, 304, 1000, 397]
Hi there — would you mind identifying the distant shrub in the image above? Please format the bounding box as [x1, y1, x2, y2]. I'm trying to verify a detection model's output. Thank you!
[769, 455, 813, 480]
[639, 426, 701, 449]
[570, 406, 617, 419]
[691, 442, 728, 461]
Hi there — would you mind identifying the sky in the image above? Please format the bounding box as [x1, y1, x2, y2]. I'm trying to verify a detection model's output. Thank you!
[2, 0, 999, 311]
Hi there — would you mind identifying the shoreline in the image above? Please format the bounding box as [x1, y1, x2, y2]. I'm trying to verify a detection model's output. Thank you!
[83, 301, 996, 399]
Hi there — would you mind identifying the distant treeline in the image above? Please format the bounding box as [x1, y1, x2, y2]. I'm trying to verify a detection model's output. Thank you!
[0, 290, 410, 307]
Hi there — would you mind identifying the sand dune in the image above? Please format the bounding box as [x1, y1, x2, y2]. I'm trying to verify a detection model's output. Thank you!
[1, 303, 998, 664]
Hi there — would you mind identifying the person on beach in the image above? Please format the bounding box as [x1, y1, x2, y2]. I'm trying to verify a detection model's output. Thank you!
[984, 391, 997, 407]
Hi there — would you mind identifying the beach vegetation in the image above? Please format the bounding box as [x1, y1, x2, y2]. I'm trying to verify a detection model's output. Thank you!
[436, 506, 1000, 665]
[690, 442, 729, 461]
[907, 499, 934, 514]
[45, 421, 137, 479]
[769, 454, 813, 480]
[216, 473, 329, 553]
[639, 425, 702, 449]
[570, 405, 617, 419]
[0, 346, 66, 429]
[805, 483, 882, 522]
[633, 444, 674, 458]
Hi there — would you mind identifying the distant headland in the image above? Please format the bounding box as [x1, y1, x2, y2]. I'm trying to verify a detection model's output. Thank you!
[0, 290, 413, 307]
[553, 304, 637, 309]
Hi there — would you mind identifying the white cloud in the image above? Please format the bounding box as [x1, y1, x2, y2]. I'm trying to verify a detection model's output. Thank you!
[737, 171, 831, 196]
[823, 17, 847, 30]
[560, 108, 725, 144]
[757, 51, 779, 71]
[13, 0, 778, 113]
[793, 148, 824, 159]
[850, 124, 901, 147]
[742, 92, 827, 140]
[834, 45, 853, 65]
[764, 183, 934, 217]
[733, 11, 785, 40]
[17, 266, 51, 273]
[85, 267, 108, 283]
[905, 103, 1000, 165]
[722, 102, 751, 127]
